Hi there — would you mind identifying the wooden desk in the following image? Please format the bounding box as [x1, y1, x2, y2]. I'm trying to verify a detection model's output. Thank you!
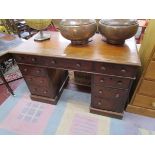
[9, 32, 141, 119]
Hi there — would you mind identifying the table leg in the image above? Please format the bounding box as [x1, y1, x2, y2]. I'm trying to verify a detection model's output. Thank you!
[0, 70, 15, 96]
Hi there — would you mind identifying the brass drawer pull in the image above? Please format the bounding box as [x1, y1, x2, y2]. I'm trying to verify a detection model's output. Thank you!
[23, 68, 27, 72]
[152, 102, 155, 108]
[43, 90, 47, 94]
[115, 93, 120, 98]
[40, 80, 43, 84]
[98, 101, 102, 105]
[99, 90, 103, 94]
[51, 60, 56, 64]
[100, 79, 104, 83]
[121, 69, 126, 73]
[76, 63, 81, 67]
[31, 58, 36, 62]
[36, 70, 41, 73]
[101, 66, 106, 71]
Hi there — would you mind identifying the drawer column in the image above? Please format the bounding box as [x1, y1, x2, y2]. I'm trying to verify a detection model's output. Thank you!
[18, 64, 69, 104]
[90, 74, 132, 119]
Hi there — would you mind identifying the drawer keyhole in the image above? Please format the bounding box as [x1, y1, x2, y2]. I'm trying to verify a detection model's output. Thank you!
[117, 81, 122, 85]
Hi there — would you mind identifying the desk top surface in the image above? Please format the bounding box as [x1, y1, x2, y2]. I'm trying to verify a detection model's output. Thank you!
[0, 33, 22, 57]
[9, 31, 141, 66]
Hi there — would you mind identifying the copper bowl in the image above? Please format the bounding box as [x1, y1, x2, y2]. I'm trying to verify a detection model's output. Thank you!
[59, 19, 97, 45]
[98, 19, 138, 45]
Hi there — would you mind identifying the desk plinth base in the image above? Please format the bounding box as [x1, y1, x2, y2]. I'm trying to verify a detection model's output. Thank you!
[30, 75, 69, 105]
[90, 106, 123, 119]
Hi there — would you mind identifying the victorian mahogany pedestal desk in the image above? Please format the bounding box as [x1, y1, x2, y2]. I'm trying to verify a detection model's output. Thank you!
[9, 32, 141, 119]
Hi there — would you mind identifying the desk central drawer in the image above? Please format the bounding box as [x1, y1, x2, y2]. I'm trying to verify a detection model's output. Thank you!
[14, 54, 93, 72]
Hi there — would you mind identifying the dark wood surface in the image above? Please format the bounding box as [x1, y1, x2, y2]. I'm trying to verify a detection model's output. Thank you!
[9, 32, 141, 66]
[9, 32, 141, 119]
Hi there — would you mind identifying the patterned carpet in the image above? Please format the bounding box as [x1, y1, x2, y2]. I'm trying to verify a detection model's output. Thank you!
[0, 81, 155, 135]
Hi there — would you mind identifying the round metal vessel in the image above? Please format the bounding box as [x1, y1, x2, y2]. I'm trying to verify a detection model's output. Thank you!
[59, 19, 97, 45]
[98, 19, 138, 45]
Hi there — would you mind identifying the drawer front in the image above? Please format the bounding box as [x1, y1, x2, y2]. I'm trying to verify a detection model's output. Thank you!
[94, 62, 137, 78]
[145, 61, 155, 80]
[24, 76, 49, 87]
[14, 54, 93, 72]
[138, 80, 155, 97]
[14, 54, 41, 64]
[92, 86, 128, 101]
[91, 97, 125, 113]
[133, 94, 155, 110]
[93, 74, 131, 89]
[18, 65, 47, 77]
[28, 85, 51, 97]
[46, 58, 93, 72]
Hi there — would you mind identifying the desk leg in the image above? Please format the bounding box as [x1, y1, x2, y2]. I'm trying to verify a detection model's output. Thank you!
[0, 70, 15, 96]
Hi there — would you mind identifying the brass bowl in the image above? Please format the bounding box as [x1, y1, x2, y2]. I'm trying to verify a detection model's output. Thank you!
[59, 19, 97, 45]
[98, 19, 138, 45]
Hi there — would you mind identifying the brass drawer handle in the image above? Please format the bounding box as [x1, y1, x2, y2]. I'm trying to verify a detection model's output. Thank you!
[51, 60, 56, 64]
[121, 69, 126, 73]
[152, 102, 155, 108]
[76, 63, 81, 67]
[40, 80, 43, 84]
[23, 68, 27, 72]
[36, 70, 41, 73]
[98, 101, 102, 105]
[100, 79, 104, 83]
[101, 66, 106, 71]
[43, 91, 47, 94]
[99, 90, 103, 94]
[31, 58, 36, 62]
[115, 93, 120, 98]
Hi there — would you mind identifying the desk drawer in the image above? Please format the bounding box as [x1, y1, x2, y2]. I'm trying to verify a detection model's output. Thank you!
[47, 58, 92, 72]
[92, 86, 128, 100]
[138, 80, 155, 97]
[94, 62, 137, 78]
[133, 94, 155, 110]
[18, 64, 48, 77]
[28, 85, 51, 97]
[24, 76, 49, 87]
[145, 61, 155, 80]
[93, 74, 131, 89]
[91, 97, 125, 113]
[14, 54, 41, 64]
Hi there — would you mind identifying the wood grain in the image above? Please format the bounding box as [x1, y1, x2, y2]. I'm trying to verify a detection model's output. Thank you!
[9, 32, 141, 66]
